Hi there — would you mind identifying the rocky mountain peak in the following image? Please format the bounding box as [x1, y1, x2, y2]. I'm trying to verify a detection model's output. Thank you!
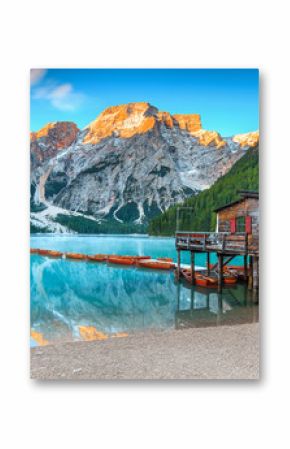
[30, 121, 79, 165]
[190, 129, 226, 149]
[31, 121, 79, 147]
[172, 114, 202, 133]
[83, 102, 159, 144]
[233, 131, 259, 147]
[82, 102, 205, 145]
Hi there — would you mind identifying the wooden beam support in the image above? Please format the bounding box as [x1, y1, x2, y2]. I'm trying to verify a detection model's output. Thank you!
[253, 256, 259, 290]
[218, 253, 223, 293]
[210, 255, 234, 272]
[177, 249, 181, 281]
[244, 255, 248, 281]
[190, 251, 195, 285]
[206, 252, 210, 276]
[248, 255, 253, 290]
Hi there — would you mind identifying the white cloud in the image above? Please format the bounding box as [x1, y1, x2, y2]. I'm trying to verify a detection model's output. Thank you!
[32, 81, 84, 111]
[30, 69, 47, 85]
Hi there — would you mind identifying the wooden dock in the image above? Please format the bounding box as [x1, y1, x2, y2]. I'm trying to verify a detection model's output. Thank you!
[175, 231, 259, 292]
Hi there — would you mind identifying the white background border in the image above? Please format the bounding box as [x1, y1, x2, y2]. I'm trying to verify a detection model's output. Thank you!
[1, 1, 289, 448]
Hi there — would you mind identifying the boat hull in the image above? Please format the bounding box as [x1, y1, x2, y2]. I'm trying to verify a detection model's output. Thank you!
[138, 260, 174, 270]
[65, 253, 88, 260]
[87, 254, 107, 262]
[108, 257, 136, 266]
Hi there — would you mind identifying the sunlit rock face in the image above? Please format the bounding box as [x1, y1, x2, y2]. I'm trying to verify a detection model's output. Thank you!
[30, 103, 258, 230]
[233, 131, 259, 147]
[83, 103, 203, 145]
[83, 102, 158, 144]
[173, 113, 202, 133]
[30, 121, 79, 166]
[190, 129, 226, 149]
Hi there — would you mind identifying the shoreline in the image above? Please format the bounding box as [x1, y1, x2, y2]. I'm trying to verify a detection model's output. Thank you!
[30, 233, 174, 239]
[31, 323, 259, 380]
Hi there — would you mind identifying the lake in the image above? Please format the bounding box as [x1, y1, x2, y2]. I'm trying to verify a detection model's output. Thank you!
[30, 234, 258, 346]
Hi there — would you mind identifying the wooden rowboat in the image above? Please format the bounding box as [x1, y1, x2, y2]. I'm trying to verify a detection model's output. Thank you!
[195, 276, 216, 287]
[108, 255, 151, 261]
[181, 269, 218, 287]
[133, 256, 151, 260]
[137, 260, 174, 270]
[208, 269, 238, 285]
[45, 250, 63, 258]
[87, 254, 108, 262]
[108, 256, 136, 266]
[65, 253, 88, 260]
[35, 249, 62, 257]
[38, 249, 51, 255]
[223, 274, 238, 285]
[157, 257, 173, 262]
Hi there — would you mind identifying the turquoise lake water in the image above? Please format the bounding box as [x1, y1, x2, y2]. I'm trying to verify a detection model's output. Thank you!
[30, 234, 258, 346]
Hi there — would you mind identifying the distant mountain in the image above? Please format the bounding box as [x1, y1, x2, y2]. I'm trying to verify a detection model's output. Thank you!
[30, 102, 259, 233]
[148, 145, 259, 236]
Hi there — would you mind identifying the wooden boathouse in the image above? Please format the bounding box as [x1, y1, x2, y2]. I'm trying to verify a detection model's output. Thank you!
[175, 191, 259, 292]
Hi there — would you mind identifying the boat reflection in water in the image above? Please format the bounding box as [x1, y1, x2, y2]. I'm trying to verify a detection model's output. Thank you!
[30, 254, 258, 346]
[175, 281, 259, 330]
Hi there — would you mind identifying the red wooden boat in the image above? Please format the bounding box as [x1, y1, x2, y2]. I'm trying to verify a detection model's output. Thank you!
[38, 249, 53, 256]
[45, 250, 63, 258]
[30, 248, 40, 254]
[87, 254, 108, 262]
[108, 256, 136, 266]
[157, 257, 173, 262]
[181, 269, 218, 287]
[65, 253, 88, 260]
[223, 274, 238, 285]
[109, 255, 150, 260]
[137, 259, 174, 270]
[133, 256, 151, 260]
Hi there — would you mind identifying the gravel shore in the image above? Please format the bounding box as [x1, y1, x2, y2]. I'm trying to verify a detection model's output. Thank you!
[31, 323, 259, 380]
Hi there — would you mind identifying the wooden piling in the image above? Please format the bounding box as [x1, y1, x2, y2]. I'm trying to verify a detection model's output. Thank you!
[177, 249, 181, 281]
[206, 252, 210, 276]
[218, 253, 223, 292]
[253, 256, 259, 290]
[190, 251, 195, 285]
[248, 255, 253, 290]
[244, 254, 248, 281]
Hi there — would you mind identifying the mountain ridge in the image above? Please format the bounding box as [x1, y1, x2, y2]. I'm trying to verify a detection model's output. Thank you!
[30, 102, 259, 233]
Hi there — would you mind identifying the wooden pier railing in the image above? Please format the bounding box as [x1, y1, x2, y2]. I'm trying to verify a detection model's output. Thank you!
[175, 231, 258, 256]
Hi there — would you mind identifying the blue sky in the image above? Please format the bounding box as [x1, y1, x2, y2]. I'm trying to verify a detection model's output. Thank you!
[30, 69, 259, 136]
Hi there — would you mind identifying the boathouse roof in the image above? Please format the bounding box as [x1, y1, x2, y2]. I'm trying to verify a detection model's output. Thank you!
[213, 191, 259, 212]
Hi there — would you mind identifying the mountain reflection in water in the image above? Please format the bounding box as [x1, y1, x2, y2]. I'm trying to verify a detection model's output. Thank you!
[30, 253, 258, 346]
